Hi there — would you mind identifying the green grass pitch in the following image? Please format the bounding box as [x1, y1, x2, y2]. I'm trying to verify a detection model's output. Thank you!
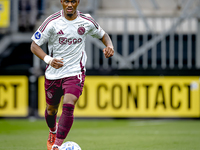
[0, 119, 200, 150]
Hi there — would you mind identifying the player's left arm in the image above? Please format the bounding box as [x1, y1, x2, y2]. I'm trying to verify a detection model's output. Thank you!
[100, 33, 114, 58]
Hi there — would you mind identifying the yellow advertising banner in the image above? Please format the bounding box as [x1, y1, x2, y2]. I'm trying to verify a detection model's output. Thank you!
[0, 76, 28, 117]
[38, 76, 200, 118]
[0, 0, 10, 28]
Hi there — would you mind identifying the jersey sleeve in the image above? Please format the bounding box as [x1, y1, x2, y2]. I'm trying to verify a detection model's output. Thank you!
[86, 14, 105, 39]
[31, 18, 53, 46]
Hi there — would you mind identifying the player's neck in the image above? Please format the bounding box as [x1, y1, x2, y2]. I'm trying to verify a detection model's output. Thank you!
[64, 11, 78, 21]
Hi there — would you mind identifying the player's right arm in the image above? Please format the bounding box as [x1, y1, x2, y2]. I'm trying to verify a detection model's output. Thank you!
[31, 41, 64, 69]
[31, 41, 47, 61]
[31, 11, 64, 69]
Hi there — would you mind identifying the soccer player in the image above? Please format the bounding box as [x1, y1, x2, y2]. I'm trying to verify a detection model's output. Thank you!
[30, 0, 114, 150]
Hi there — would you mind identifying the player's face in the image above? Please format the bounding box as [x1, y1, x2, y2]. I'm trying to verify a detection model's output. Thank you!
[61, 0, 80, 19]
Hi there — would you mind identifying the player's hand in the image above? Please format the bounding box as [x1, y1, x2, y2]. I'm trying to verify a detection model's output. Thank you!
[50, 58, 64, 69]
[103, 46, 114, 58]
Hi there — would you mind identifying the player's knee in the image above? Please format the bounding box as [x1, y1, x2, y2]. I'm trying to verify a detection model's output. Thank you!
[63, 93, 78, 105]
[46, 106, 58, 115]
[47, 108, 58, 116]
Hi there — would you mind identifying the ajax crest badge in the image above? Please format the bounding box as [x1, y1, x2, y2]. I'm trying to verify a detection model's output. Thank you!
[77, 27, 85, 35]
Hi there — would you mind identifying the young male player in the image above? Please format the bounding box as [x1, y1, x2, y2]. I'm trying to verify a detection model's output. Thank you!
[30, 0, 114, 150]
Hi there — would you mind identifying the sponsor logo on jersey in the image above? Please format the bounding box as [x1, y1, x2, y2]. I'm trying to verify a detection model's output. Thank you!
[35, 31, 41, 39]
[57, 30, 64, 35]
[59, 37, 82, 45]
[77, 27, 85, 35]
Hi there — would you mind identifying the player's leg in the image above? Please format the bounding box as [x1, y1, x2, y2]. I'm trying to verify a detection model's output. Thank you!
[54, 93, 78, 147]
[45, 103, 59, 132]
[46, 104, 59, 150]
[53, 74, 85, 149]
[45, 78, 63, 150]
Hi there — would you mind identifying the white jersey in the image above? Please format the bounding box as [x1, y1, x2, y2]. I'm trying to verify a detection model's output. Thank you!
[31, 10, 105, 80]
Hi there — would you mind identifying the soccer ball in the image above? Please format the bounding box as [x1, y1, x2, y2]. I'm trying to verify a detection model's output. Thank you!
[60, 141, 81, 150]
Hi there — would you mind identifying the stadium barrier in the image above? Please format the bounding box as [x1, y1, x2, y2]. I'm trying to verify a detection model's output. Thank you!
[38, 76, 200, 118]
[0, 76, 28, 117]
[0, 76, 199, 118]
